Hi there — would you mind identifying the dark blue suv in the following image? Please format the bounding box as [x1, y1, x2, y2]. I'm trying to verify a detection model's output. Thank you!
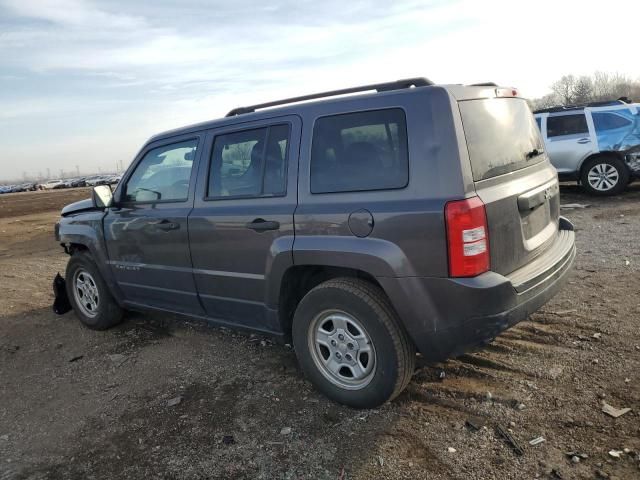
[56, 78, 575, 407]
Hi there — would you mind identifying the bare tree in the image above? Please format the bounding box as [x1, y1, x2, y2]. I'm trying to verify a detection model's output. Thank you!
[629, 83, 640, 102]
[551, 75, 577, 104]
[591, 71, 635, 101]
[533, 71, 640, 108]
[530, 93, 559, 111]
[572, 76, 593, 104]
[592, 71, 612, 99]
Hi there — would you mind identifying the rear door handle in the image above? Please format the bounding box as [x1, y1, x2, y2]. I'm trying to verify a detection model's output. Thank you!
[246, 218, 280, 232]
[153, 219, 180, 231]
[577, 138, 591, 144]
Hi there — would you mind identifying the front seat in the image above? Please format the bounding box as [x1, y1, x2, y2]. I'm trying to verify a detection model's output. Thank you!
[244, 141, 284, 195]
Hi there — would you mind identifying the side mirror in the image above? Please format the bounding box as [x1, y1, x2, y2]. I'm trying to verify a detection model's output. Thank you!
[92, 185, 113, 208]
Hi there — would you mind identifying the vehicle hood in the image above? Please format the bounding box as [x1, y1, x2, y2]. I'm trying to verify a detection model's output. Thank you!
[61, 198, 94, 216]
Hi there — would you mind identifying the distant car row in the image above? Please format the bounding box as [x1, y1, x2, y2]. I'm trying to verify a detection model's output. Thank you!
[0, 182, 39, 194]
[0, 174, 122, 194]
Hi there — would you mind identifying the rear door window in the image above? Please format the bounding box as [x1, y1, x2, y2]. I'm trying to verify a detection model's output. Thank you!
[592, 112, 632, 131]
[310, 108, 408, 193]
[546, 114, 589, 138]
[458, 98, 545, 181]
[207, 124, 289, 198]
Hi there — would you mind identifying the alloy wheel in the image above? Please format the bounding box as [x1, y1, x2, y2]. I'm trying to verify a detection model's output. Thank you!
[72, 269, 100, 318]
[307, 310, 376, 390]
[587, 163, 619, 191]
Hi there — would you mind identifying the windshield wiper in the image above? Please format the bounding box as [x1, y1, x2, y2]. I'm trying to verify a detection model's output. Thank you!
[525, 148, 544, 160]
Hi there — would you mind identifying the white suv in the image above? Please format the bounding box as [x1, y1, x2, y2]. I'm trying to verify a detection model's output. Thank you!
[534, 100, 640, 195]
[40, 179, 64, 190]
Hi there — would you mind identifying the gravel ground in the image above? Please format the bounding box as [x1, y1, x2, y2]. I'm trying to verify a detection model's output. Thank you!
[0, 185, 638, 480]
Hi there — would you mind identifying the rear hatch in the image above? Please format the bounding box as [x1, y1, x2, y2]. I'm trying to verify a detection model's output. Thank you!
[458, 95, 560, 275]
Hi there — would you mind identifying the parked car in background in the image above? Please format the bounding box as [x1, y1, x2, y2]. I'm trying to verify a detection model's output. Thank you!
[17, 183, 38, 192]
[59, 177, 88, 188]
[83, 176, 99, 186]
[69, 177, 87, 188]
[534, 100, 640, 195]
[40, 179, 64, 190]
[56, 78, 575, 408]
[85, 175, 110, 187]
[2, 182, 36, 193]
[3, 185, 17, 193]
[108, 174, 122, 185]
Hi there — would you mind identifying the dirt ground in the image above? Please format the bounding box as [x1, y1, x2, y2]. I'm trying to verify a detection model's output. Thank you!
[0, 186, 638, 480]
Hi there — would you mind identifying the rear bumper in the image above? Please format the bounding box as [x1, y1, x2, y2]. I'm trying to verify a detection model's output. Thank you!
[379, 217, 576, 361]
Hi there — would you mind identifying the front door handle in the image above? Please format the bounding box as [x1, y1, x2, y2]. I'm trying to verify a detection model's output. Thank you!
[153, 219, 180, 231]
[246, 218, 280, 232]
[577, 138, 591, 144]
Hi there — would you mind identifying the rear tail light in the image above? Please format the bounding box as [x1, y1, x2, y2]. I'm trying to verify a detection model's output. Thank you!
[445, 196, 490, 277]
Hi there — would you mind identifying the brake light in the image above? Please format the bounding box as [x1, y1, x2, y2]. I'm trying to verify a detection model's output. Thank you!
[445, 197, 490, 277]
[495, 87, 519, 98]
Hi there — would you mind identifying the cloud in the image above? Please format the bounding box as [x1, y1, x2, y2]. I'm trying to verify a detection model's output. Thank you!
[1, 0, 144, 28]
[0, 0, 468, 81]
[0, 0, 639, 180]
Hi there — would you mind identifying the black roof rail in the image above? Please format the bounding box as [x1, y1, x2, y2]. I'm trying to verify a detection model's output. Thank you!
[534, 99, 629, 114]
[583, 99, 628, 107]
[225, 77, 433, 117]
[533, 105, 582, 114]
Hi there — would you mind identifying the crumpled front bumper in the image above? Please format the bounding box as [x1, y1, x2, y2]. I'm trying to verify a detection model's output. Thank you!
[52, 272, 72, 315]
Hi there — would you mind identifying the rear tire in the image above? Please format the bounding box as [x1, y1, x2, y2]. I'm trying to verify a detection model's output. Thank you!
[580, 156, 629, 196]
[65, 251, 123, 330]
[292, 278, 415, 408]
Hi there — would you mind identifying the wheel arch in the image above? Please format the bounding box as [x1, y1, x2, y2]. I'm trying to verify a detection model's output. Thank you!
[276, 264, 383, 336]
[268, 236, 415, 335]
[59, 223, 124, 306]
[578, 151, 627, 179]
[67, 242, 90, 255]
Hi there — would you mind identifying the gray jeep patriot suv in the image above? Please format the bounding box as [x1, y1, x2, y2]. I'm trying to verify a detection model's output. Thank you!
[55, 78, 576, 408]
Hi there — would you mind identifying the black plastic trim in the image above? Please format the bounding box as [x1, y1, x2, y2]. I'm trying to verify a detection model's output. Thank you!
[226, 78, 433, 116]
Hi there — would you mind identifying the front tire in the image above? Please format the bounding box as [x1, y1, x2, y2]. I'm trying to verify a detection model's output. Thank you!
[292, 278, 415, 408]
[65, 251, 123, 330]
[581, 156, 629, 196]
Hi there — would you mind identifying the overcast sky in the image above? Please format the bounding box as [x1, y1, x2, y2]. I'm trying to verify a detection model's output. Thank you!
[1, 0, 639, 181]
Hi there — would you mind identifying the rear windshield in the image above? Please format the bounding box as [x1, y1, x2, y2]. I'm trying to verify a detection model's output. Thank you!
[459, 98, 544, 181]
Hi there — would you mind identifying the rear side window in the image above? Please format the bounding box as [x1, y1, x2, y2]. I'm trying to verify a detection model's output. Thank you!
[208, 124, 289, 198]
[546, 114, 589, 137]
[459, 98, 544, 181]
[124, 139, 197, 203]
[311, 108, 408, 193]
[592, 112, 632, 131]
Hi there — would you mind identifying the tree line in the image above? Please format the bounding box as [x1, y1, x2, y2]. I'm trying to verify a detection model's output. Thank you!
[530, 72, 640, 110]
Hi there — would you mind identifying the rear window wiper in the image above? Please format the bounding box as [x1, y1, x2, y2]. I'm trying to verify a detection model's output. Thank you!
[525, 148, 544, 160]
